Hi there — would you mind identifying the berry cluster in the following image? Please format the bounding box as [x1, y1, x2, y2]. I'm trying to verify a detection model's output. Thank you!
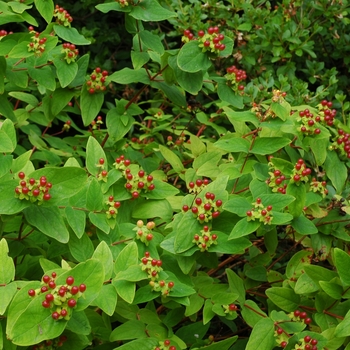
[90, 115, 104, 130]
[187, 178, 210, 194]
[61, 42, 79, 64]
[317, 99, 337, 127]
[62, 120, 71, 132]
[288, 309, 313, 325]
[28, 273, 86, 321]
[96, 157, 108, 182]
[32, 335, 67, 349]
[330, 128, 350, 159]
[105, 195, 121, 219]
[267, 167, 287, 194]
[198, 26, 226, 54]
[15, 172, 52, 202]
[86, 68, 109, 94]
[193, 225, 217, 251]
[309, 178, 328, 197]
[123, 168, 155, 199]
[27, 27, 47, 56]
[223, 303, 239, 315]
[153, 339, 177, 350]
[294, 335, 319, 350]
[182, 29, 195, 43]
[225, 65, 247, 91]
[182, 192, 222, 223]
[53, 5, 73, 27]
[297, 108, 322, 135]
[291, 159, 312, 184]
[246, 198, 273, 225]
[134, 220, 155, 245]
[140, 252, 175, 296]
[116, 0, 130, 7]
[0, 29, 11, 39]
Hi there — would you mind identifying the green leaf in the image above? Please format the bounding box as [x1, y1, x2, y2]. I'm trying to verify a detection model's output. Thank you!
[196, 336, 238, 349]
[270, 101, 290, 121]
[31, 167, 88, 202]
[0, 119, 16, 153]
[131, 51, 150, 70]
[286, 182, 306, 217]
[88, 212, 110, 234]
[223, 196, 252, 216]
[86, 177, 103, 211]
[324, 150, 347, 193]
[0, 94, 16, 122]
[106, 109, 134, 141]
[294, 273, 319, 294]
[34, 0, 53, 23]
[0, 180, 30, 215]
[53, 25, 91, 45]
[334, 310, 350, 337]
[53, 58, 78, 88]
[7, 291, 66, 346]
[110, 320, 147, 341]
[130, 0, 176, 21]
[0, 282, 17, 315]
[95, 2, 131, 13]
[334, 248, 350, 286]
[68, 232, 94, 262]
[24, 206, 69, 243]
[158, 144, 185, 174]
[225, 107, 259, 126]
[65, 207, 86, 238]
[250, 137, 291, 155]
[139, 30, 164, 54]
[93, 284, 118, 316]
[203, 299, 215, 325]
[319, 280, 343, 299]
[92, 241, 114, 280]
[286, 250, 312, 279]
[66, 310, 91, 335]
[265, 287, 300, 312]
[131, 198, 173, 220]
[174, 212, 203, 253]
[113, 280, 135, 304]
[0, 239, 15, 284]
[217, 83, 244, 109]
[114, 242, 139, 274]
[28, 65, 56, 91]
[109, 338, 158, 350]
[85, 136, 106, 176]
[291, 215, 318, 235]
[226, 269, 245, 303]
[109, 67, 150, 84]
[241, 300, 267, 327]
[214, 136, 251, 153]
[246, 318, 275, 350]
[229, 218, 261, 239]
[168, 55, 203, 94]
[80, 86, 104, 126]
[177, 41, 211, 73]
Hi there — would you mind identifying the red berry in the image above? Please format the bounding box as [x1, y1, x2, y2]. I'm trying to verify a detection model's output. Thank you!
[147, 175, 153, 182]
[304, 317, 312, 324]
[66, 276, 74, 285]
[294, 310, 301, 317]
[192, 207, 198, 214]
[61, 309, 68, 317]
[156, 260, 162, 267]
[43, 275, 50, 283]
[146, 234, 153, 241]
[195, 198, 202, 205]
[99, 158, 105, 165]
[138, 181, 144, 189]
[164, 340, 171, 346]
[277, 328, 283, 334]
[304, 336, 311, 343]
[198, 30, 204, 37]
[67, 299, 77, 308]
[43, 193, 51, 201]
[45, 293, 54, 302]
[311, 339, 318, 345]
[212, 211, 220, 218]
[28, 289, 36, 297]
[48, 281, 56, 289]
[168, 281, 174, 288]
[70, 286, 79, 295]
[182, 205, 189, 212]
[300, 311, 307, 319]
[41, 286, 48, 293]
[132, 191, 139, 199]
[22, 187, 29, 194]
[229, 304, 237, 311]
[42, 300, 51, 308]
[196, 179, 203, 187]
[204, 203, 211, 211]
[52, 312, 60, 320]
[280, 341, 287, 348]
[198, 214, 206, 221]
[138, 170, 145, 177]
[148, 184, 155, 191]
[18, 172, 25, 179]
[142, 257, 148, 265]
[216, 200, 222, 207]
[293, 174, 301, 182]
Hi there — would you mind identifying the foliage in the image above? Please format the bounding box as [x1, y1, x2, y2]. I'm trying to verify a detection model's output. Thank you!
[0, 0, 350, 349]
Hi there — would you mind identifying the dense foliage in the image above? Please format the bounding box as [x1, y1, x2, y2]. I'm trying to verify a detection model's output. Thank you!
[0, 0, 350, 349]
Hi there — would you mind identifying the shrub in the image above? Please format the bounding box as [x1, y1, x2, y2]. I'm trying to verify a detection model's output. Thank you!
[0, 0, 350, 349]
